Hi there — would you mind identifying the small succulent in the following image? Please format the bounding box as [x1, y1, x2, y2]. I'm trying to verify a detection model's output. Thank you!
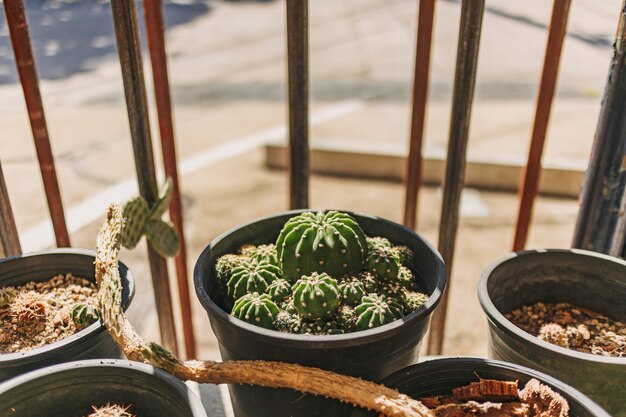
[292, 272, 340, 320]
[366, 247, 400, 280]
[279, 296, 298, 315]
[356, 271, 380, 293]
[393, 245, 413, 266]
[301, 318, 342, 335]
[355, 294, 404, 330]
[231, 293, 279, 329]
[380, 280, 404, 302]
[396, 266, 415, 289]
[273, 310, 301, 333]
[215, 254, 250, 283]
[266, 278, 292, 303]
[0, 286, 16, 309]
[366, 236, 392, 251]
[71, 303, 101, 330]
[276, 211, 368, 282]
[402, 290, 429, 313]
[241, 244, 279, 267]
[338, 278, 366, 306]
[9, 292, 46, 323]
[227, 259, 281, 300]
[86, 403, 135, 417]
[336, 304, 357, 333]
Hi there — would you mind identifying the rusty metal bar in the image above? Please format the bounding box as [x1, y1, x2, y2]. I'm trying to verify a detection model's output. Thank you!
[513, 0, 572, 251]
[110, 0, 178, 355]
[3, 0, 70, 248]
[286, 0, 309, 209]
[573, 1, 626, 258]
[143, 0, 196, 359]
[403, 0, 436, 231]
[0, 161, 21, 258]
[427, 0, 485, 355]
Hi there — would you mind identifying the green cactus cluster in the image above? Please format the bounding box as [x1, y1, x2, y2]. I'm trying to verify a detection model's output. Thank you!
[71, 303, 101, 330]
[215, 210, 429, 335]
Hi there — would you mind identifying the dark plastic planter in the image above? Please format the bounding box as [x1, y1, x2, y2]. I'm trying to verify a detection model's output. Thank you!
[350, 357, 610, 417]
[478, 249, 626, 417]
[0, 249, 134, 382]
[0, 359, 208, 416]
[194, 210, 446, 417]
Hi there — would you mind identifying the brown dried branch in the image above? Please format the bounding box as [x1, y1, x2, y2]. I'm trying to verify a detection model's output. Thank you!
[95, 204, 433, 417]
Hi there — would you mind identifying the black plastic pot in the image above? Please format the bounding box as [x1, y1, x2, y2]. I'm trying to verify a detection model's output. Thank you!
[350, 357, 610, 417]
[0, 359, 208, 416]
[0, 249, 134, 382]
[478, 249, 626, 417]
[194, 210, 446, 417]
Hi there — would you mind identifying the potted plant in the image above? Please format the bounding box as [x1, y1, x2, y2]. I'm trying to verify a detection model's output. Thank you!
[0, 359, 207, 416]
[478, 249, 626, 417]
[350, 357, 611, 417]
[0, 249, 134, 382]
[194, 209, 446, 417]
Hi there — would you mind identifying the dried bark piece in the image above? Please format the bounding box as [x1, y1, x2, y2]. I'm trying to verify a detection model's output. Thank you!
[451, 379, 519, 402]
[430, 401, 529, 417]
[518, 379, 569, 417]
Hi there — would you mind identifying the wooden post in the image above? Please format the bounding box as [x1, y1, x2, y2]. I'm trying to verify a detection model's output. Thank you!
[0, 161, 21, 258]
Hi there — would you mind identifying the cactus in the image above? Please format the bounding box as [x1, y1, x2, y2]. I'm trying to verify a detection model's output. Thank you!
[355, 294, 404, 330]
[276, 211, 368, 282]
[336, 304, 357, 333]
[292, 272, 340, 320]
[215, 254, 250, 283]
[9, 292, 46, 323]
[380, 280, 404, 302]
[87, 403, 135, 417]
[301, 318, 342, 335]
[356, 271, 380, 293]
[396, 266, 416, 289]
[231, 293, 279, 329]
[338, 278, 366, 306]
[273, 310, 300, 333]
[241, 244, 279, 267]
[366, 247, 400, 280]
[402, 290, 428, 313]
[366, 236, 392, 251]
[0, 287, 16, 309]
[393, 245, 413, 266]
[71, 303, 101, 330]
[227, 259, 281, 300]
[266, 278, 291, 303]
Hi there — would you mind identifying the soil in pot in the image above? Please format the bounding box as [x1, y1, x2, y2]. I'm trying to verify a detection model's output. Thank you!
[194, 209, 445, 417]
[0, 359, 207, 417]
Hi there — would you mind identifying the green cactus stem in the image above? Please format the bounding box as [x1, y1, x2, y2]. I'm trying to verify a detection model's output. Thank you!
[0, 287, 16, 309]
[231, 293, 279, 329]
[393, 245, 414, 266]
[402, 291, 429, 313]
[381, 281, 405, 302]
[292, 272, 340, 320]
[336, 304, 357, 333]
[227, 259, 281, 300]
[366, 247, 400, 280]
[366, 236, 392, 251]
[276, 211, 368, 282]
[338, 278, 366, 306]
[241, 244, 279, 267]
[215, 254, 250, 284]
[356, 271, 380, 293]
[71, 303, 101, 330]
[273, 310, 300, 333]
[355, 294, 404, 330]
[301, 318, 342, 335]
[266, 278, 292, 303]
[397, 266, 416, 289]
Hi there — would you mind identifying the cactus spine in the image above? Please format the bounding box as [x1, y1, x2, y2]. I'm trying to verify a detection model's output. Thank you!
[292, 272, 340, 320]
[276, 211, 368, 282]
[231, 293, 279, 329]
[227, 259, 281, 300]
[338, 278, 366, 306]
[355, 294, 404, 330]
[266, 278, 292, 303]
[241, 244, 279, 267]
[366, 247, 400, 280]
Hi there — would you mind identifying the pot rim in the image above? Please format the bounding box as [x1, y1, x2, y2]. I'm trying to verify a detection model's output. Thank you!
[376, 356, 611, 417]
[477, 248, 626, 365]
[194, 209, 446, 347]
[0, 359, 207, 417]
[0, 248, 135, 364]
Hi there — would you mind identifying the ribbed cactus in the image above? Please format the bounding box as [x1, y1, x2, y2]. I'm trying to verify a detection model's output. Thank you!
[71, 303, 101, 330]
[227, 259, 281, 300]
[356, 271, 380, 293]
[266, 278, 291, 303]
[393, 245, 413, 266]
[366, 236, 392, 251]
[273, 310, 301, 333]
[355, 294, 404, 330]
[338, 278, 366, 306]
[231, 292, 279, 329]
[241, 244, 279, 267]
[215, 254, 249, 283]
[366, 247, 400, 280]
[381, 281, 404, 301]
[292, 272, 340, 320]
[396, 266, 416, 288]
[0, 287, 16, 308]
[276, 211, 368, 281]
[402, 290, 429, 313]
[336, 304, 357, 333]
[301, 318, 342, 335]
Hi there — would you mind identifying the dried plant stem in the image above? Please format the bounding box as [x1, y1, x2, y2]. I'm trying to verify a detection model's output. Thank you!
[95, 204, 433, 417]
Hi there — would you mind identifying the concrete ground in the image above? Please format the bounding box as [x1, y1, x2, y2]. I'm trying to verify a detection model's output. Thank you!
[0, 0, 621, 358]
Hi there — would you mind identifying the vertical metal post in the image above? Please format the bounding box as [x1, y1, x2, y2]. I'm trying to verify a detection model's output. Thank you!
[0, 161, 22, 258]
[427, 0, 485, 355]
[513, 0, 572, 251]
[3, 0, 70, 248]
[573, 1, 626, 258]
[143, 0, 196, 359]
[403, 0, 436, 231]
[110, 0, 178, 355]
[286, 0, 309, 209]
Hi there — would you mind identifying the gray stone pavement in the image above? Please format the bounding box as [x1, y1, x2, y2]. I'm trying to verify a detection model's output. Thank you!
[0, 0, 620, 358]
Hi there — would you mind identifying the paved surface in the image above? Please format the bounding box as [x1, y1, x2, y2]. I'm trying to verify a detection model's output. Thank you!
[0, 0, 621, 358]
